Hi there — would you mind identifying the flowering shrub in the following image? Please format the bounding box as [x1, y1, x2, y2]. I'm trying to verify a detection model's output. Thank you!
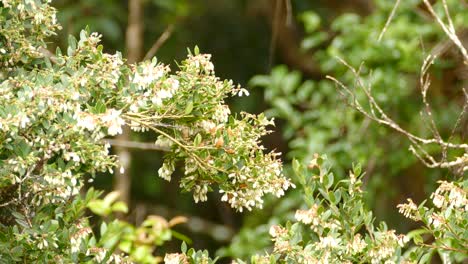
[0, 0, 291, 262]
[398, 179, 468, 262]
[235, 156, 410, 264]
[0, 0, 467, 263]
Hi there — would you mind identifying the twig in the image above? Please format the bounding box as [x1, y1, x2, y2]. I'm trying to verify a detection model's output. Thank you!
[327, 58, 467, 149]
[422, 0, 468, 63]
[378, 0, 401, 42]
[326, 53, 468, 171]
[143, 24, 175, 61]
[447, 88, 468, 144]
[0, 198, 18, 208]
[419, 54, 445, 161]
[420, 242, 467, 254]
[132, 202, 235, 242]
[104, 139, 170, 151]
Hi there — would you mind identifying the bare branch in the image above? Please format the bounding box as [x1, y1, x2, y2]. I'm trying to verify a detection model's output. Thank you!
[0, 198, 18, 208]
[143, 24, 175, 61]
[327, 53, 468, 171]
[378, 0, 401, 42]
[132, 202, 235, 242]
[104, 139, 170, 151]
[422, 0, 468, 63]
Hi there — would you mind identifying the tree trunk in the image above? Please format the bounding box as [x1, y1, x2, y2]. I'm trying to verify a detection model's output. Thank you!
[114, 0, 143, 209]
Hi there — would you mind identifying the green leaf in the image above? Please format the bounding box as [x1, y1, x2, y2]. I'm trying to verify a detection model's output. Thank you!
[100, 222, 108, 236]
[194, 133, 202, 147]
[248, 75, 270, 88]
[301, 11, 321, 32]
[333, 190, 342, 204]
[323, 173, 334, 190]
[172, 230, 192, 245]
[281, 71, 301, 94]
[419, 250, 434, 264]
[302, 32, 328, 50]
[118, 240, 132, 253]
[413, 233, 423, 245]
[87, 200, 110, 217]
[181, 241, 187, 253]
[184, 100, 194, 115]
[292, 159, 302, 177]
[111, 201, 128, 214]
[103, 191, 121, 206]
[67, 35, 77, 55]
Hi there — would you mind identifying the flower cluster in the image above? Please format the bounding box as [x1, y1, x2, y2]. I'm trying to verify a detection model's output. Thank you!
[0, 1, 293, 262]
[164, 253, 189, 264]
[0, 0, 60, 67]
[294, 204, 319, 226]
[397, 179, 468, 258]
[70, 222, 92, 253]
[243, 156, 410, 263]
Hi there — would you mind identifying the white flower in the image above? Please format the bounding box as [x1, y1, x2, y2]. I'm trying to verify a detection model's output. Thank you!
[397, 234, 409, 247]
[64, 152, 80, 163]
[319, 235, 340, 248]
[132, 60, 165, 89]
[448, 188, 465, 208]
[213, 105, 231, 123]
[238, 88, 250, 97]
[151, 96, 162, 106]
[429, 213, 443, 228]
[347, 234, 366, 254]
[51, 13, 57, 25]
[101, 109, 125, 136]
[33, 12, 44, 24]
[166, 77, 180, 90]
[295, 205, 319, 225]
[199, 120, 217, 133]
[268, 225, 286, 238]
[129, 104, 139, 112]
[397, 198, 419, 220]
[77, 114, 97, 131]
[70, 226, 92, 253]
[164, 253, 187, 264]
[193, 184, 208, 203]
[19, 114, 30, 128]
[151, 89, 173, 106]
[432, 194, 445, 208]
[158, 159, 175, 181]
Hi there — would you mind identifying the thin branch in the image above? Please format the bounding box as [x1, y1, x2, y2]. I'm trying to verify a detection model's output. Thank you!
[0, 198, 18, 208]
[104, 139, 170, 151]
[419, 54, 445, 160]
[378, 0, 401, 42]
[420, 242, 467, 254]
[327, 58, 467, 149]
[132, 202, 235, 242]
[448, 88, 468, 144]
[143, 24, 175, 61]
[422, 0, 468, 63]
[326, 53, 468, 171]
[441, 0, 455, 35]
